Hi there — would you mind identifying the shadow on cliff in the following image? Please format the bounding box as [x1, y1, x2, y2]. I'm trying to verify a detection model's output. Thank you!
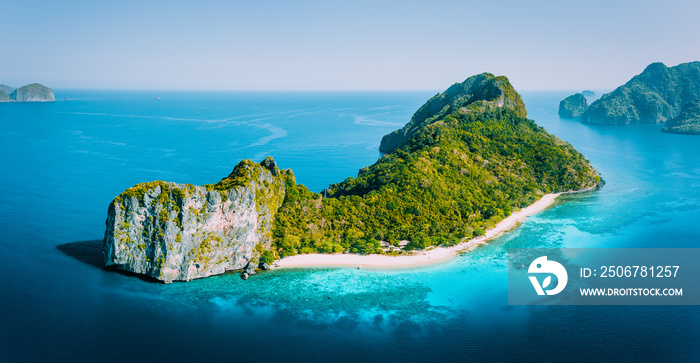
[56, 240, 161, 283]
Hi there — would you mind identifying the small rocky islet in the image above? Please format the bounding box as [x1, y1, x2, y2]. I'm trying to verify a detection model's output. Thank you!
[558, 93, 589, 119]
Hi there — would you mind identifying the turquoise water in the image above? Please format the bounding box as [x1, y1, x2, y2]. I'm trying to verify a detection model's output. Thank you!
[1, 90, 698, 361]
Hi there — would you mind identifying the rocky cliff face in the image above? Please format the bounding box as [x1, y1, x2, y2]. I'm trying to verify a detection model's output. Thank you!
[10, 83, 55, 102]
[0, 90, 10, 102]
[558, 93, 588, 118]
[379, 73, 526, 153]
[581, 62, 700, 125]
[662, 99, 700, 135]
[104, 157, 288, 282]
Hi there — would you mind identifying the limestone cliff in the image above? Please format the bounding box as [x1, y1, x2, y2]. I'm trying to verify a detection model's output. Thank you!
[379, 73, 526, 153]
[558, 93, 588, 118]
[0, 90, 10, 102]
[104, 157, 287, 282]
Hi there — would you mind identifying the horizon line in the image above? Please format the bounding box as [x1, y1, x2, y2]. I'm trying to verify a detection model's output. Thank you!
[42, 87, 612, 92]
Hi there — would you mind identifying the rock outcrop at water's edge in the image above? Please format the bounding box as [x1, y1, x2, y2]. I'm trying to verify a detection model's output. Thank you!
[104, 157, 287, 282]
[0, 90, 11, 102]
[662, 99, 700, 135]
[558, 93, 588, 118]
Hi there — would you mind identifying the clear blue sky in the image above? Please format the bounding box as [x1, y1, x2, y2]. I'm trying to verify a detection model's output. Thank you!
[2, 0, 699, 90]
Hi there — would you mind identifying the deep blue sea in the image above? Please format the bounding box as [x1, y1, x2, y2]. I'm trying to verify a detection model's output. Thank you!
[1, 90, 699, 361]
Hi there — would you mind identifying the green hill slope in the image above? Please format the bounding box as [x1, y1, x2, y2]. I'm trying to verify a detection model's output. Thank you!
[272, 73, 600, 257]
[379, 73, 526, 153]
[662, 100, 700, 135]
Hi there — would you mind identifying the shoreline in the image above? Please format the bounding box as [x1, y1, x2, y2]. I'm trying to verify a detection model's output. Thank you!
[273, 188, 593, 270]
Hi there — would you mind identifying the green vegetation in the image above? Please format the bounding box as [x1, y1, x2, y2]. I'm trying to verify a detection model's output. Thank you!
[259, 250, 276, 265]
[108, 73, 600, 265]
[0, 84, 13, 94]
[207, 161, 257, 190]
[379, 73, 526, 153]
[114, 180, 188, 242]
[189, 232, 225, 266]
[582, 61, 700, 125]
[8, 83, 54, 102]
[118, 181, 169, 204]
[271, 73, 599, 257]
[662, 99, 700, 135]
[558, 93, 588, 118]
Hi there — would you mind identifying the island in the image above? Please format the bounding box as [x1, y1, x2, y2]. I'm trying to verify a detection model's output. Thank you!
[11, 83, 55, 102]
[558, 93, 589, 118]
[582, 90, 596, 98]
[0, 83, 55, 102]
[581, 61, 700, 126]
[103, 72, 601, 282]
[0, 84, 13, 94]
[662, 99, 700, 135]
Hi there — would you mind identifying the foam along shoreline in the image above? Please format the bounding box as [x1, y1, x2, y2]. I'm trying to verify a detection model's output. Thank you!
[274, 191, 577, 269]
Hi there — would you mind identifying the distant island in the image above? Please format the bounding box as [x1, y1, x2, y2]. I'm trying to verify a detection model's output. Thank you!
[558, 93, 589, 118]
[662, 99, 700, 135]
[0, 90, 11, 102]
[581, 61, 700, 134]
[104, 73, 601, 282]
[582, 90, 596, 98]
[0, 83, 55, 102]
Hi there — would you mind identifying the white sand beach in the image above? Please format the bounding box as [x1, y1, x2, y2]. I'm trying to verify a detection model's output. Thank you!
[274, 192, 563, 269]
